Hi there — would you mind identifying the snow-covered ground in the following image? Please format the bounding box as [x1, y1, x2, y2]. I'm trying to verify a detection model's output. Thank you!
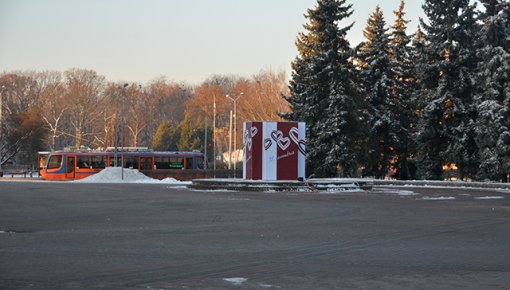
[73, 167, 191, 185]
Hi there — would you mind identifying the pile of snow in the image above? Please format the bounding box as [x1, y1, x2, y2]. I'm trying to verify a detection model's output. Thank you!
[73, 167, 190, 185]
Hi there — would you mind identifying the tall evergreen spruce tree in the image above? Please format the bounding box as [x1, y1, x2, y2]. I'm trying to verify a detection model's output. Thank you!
[409, 25, 429, 179]
[411, 25, 428, 112]
[415, 0, 479, 180]
[474, 0, 510, 181]
[356, 6, 397, 178]
[388, 1, 416, 180]
[283, 0, 363, 177]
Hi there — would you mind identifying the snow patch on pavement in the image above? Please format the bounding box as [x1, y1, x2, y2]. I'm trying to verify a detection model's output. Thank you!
[396, 190, 419, 196]
[420, 196, 456, 200]
[165, 186, 189, 190]
[319, 188, 363, 194]
[374, 188, 418, 196]
[475, 196, 505, 200]
[223, 277, 248, 285]
[189, 189, 239, 192]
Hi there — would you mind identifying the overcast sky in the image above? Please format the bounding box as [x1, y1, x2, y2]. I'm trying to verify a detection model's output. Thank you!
[0, 0, 424, 85]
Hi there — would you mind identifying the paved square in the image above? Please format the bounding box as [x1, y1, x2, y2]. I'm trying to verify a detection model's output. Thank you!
[1, 182, 509, 289]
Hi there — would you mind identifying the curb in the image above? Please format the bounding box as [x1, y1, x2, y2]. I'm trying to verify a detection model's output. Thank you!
[371, 179, 510, 190]
[189, 178, 510, 192]
[188, 179, 372, 192]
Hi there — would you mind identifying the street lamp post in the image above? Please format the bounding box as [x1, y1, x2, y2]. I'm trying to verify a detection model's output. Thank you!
[228, 110, 232, 171]
[0, 86, 4, 174]
[204, 117, 208, 169]
[213, 94, 216, 172]
[114, 112, 118, 167]
[0, 85, 4, 138]
[121, 83, 128, 180]
[226, 92, 243, 178]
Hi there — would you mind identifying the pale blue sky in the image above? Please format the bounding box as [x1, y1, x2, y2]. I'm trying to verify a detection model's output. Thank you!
[0, 0, 424, 85]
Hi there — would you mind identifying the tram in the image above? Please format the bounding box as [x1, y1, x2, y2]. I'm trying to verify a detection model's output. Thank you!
[39, 147, 206, 181]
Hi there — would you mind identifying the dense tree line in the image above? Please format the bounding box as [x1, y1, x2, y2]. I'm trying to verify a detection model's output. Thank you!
[0, 69, 289, 168]
[285, 0, 510, 181]
[3, 0, 508, 181]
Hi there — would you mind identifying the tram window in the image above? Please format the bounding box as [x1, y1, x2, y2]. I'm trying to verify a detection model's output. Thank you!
[91, 156, 106, 168]
[154, 157, 167, 169]
[169, 157, 183, 169]
[140, 157, 152, 170]
[39, 154, 48, 169]
[124, 157, 138, 169]
[154, 156, 183, 169]
[77, 156, 106, 169]
[110, 157, 121, 167]
[77, 156, 90, 168]
[196, 157, 205, 169]
[47, 155, 63, 169]
[185, 157, 193, 169]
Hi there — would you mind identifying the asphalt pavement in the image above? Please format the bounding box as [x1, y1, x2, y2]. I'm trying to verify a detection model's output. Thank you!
[0, 181, 509, 289]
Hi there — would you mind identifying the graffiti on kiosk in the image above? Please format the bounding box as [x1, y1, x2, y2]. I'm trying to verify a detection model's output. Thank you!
[277, 150, 295, 161]
[262, 127, 306, 155]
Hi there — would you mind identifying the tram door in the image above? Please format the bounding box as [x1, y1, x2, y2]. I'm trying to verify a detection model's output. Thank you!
[66, 156, 75, 179]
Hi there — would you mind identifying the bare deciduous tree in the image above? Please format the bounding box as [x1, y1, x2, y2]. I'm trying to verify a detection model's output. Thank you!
[64, 69, 106, 148]
[36, 71, 69, 150]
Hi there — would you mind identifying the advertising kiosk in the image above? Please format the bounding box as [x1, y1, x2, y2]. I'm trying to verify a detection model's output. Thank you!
[243, 121, 306, 180]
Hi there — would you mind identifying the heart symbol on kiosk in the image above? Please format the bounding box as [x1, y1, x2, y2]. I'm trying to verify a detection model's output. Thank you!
[251, 126, 258, 137]
[244, 129, 253, 151]
[289, 127, 299, 145]
[289, 127, 306, 155]
[264, 138, 272, 150]
[277, 137, 291, 151]
[271, 130, 291, 151]
[297, 140, 306, 155]
[271, 130, 281, 142]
